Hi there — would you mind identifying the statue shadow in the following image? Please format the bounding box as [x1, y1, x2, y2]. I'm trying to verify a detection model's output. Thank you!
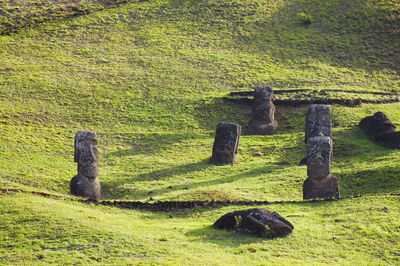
[191, 97, 251, 134]
[185, 226, 283, 246]
[101, 158, 211, 196]
[103, 132, 208, 157]
[329, 126, 400, 196]
[143, 164, 283, 198]
[101, 162, 284, 200]
[336, 159, 400, 197]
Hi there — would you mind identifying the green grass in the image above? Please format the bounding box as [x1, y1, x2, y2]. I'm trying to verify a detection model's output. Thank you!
[1, 193, 399, 264]
[1, 0, 400, 264]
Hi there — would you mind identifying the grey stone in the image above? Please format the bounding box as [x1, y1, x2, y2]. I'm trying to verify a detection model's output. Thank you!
[213, 208, 293, 238]
[305, 104, 331, 143]
[211, 122, 241, 166]
[303, 136, 339, 199]
[248, 86, 278, 135]
[70, 131, 101, 201]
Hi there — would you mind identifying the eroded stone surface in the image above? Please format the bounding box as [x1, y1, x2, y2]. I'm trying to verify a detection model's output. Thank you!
[359, 111, 400, 149]
[303, 136, 339, 200]
[70, 175, 101, 200]
[306, 136, 332, 179]
[213, 208, 293, 238]
[305, 105, 331, 142]
[248, 86, 278, 135]
[70, 130, 101, 200]
[211, 122, 241, 165]
[303, 176, 340, 200]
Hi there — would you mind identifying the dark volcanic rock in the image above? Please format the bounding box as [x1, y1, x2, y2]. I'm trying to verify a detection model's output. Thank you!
[359, 111, 400, 149]
[70, 174, 101, 201]
[303, 136, 340, 200]
[70, 131, 101, 201]
[248, 86, 278, 135]
[213, 208, 293, 238]
[303, 176, 340, 200]
[211, 122, 241, 165]
[305, 104, 332, 143]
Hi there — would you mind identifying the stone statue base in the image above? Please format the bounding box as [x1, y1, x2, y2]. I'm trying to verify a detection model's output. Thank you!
[248, 121, 278, 135]
[70, 174, 101, 201]
[303, 176, 340, 200]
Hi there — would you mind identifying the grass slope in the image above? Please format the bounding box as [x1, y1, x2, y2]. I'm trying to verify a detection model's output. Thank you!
[1, 192, 399, 264]
[0, 0, 400, 264]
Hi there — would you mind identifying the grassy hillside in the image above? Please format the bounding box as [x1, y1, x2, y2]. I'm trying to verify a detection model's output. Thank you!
[1, 0, 400, 264]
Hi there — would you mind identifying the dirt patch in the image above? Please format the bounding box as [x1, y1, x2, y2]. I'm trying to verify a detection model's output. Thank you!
[226, 89, 399, 107]
[225, 97, 400, 107]
[4, 187, 397, 212]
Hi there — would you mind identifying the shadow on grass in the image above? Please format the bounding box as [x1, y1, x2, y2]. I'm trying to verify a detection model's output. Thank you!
[185, 226, 272, 246]
[159, 0, 399, 73]
[102, 132, 209, 157]
[103, 162, 286, 200]
[338, 165, 400, 197]
[101, 157, 211, 196]
[192, 98, 251, 133]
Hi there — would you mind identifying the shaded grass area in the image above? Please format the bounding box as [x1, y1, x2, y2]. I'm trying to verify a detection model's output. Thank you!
[0, 193, 399, 264]
[0, 0, 141, 35]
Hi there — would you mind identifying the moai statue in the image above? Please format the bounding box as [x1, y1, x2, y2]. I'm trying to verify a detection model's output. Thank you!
[248, 86, 278, 135]
[305, 105, 332, 143]
[303, 136, 340, 200]
[359, 111, 400, 149]
[213, 208, 294, 238]
[300, 104, 332, 165]
[70, 131, 101, 201]
[211, 122, 241, 165]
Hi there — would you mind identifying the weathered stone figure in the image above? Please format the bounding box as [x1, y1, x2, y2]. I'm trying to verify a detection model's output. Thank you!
[211, 122, 241, 165]
[70, 131, 101, 201]
[359, 111, 400, 149]
[213, 208, 293, 238]
[305, 104, 332, 143]
[248, 86, 278, 135]
[303, 136, 339, 200]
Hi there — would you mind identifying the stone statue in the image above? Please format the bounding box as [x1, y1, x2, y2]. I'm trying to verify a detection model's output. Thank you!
[70, 131, 101, 201]
[213, 208, 293, 238]
[211, 122, 241, 165]
[305, 104, 331, 143]
[303, 136, 339, 200]
[248, 86, 278, 135]
[359, 111, 400, 149]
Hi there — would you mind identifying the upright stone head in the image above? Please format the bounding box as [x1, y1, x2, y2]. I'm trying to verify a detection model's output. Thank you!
[306, 136, 332, 179]
[211, 122, 241, 166]
[305, 105, 331, 143]
[74, 130, 99, 178]
[303, 135, 339, 200]
[248, 86, 278, 135]
[71, 130, 100, 201]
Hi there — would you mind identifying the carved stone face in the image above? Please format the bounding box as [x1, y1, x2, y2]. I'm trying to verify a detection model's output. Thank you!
[211, 122, 241, 165]
[253, 86, 274, 121]
[307, 136, 332, 179]
[248, 86, 277, 135]
[74, 131, 99, 178]
[305, 105, 331, 142]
